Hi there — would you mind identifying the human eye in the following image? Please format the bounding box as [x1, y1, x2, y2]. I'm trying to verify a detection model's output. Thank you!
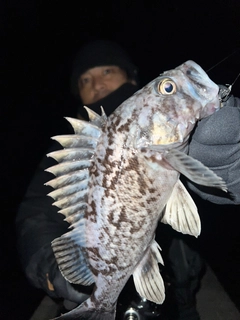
[80, 76, 91, 86]
[103, 67, 112, 75]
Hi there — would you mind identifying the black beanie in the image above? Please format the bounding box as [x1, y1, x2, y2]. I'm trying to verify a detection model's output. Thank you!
[70, 40, 138, 97]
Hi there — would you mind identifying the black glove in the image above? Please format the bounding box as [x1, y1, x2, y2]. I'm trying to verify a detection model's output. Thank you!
[49, 265, 90, 305]
[187, 95, 240, 204]
[26, 244, 92, 306]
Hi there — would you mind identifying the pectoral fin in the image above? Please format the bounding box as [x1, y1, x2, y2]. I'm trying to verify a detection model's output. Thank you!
[162, 180, 200, 237]
[163, 149, 227, 192]
[133, 240, 165, 304]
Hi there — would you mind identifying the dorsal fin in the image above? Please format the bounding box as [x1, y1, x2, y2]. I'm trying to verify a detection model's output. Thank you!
[65, 116, 103, 136]
[46, 113, 106, 286]
[83, 106, 107, 126]
[46, 114, 104, 220]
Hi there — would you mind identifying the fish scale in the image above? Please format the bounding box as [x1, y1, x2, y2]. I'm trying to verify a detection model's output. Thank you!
[47, 60, 228, 319]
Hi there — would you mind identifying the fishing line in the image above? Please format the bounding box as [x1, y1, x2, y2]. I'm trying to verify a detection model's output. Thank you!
[207, 48, 240, 72]
[207, 48, 240, 101]
[231, 72, 240, 88]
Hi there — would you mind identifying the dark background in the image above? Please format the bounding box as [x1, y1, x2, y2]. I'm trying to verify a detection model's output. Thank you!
[1, 1, 240, 319]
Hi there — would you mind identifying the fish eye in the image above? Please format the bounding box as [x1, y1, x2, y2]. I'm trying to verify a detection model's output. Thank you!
[157, 79, 177, 95]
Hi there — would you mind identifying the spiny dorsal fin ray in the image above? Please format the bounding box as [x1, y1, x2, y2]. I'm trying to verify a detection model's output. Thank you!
[48, 179, 88, 201]
[51, 135, 98, 149]
[47, 148, 94, 163]
[45, 171, 89, 189]
[81, 107, 103, 127]
[64, 211, 85, 224]
[46, 160, 91, 177]
[59, 203, 87, 218]
[100, 106, 107, 120]
[52, 189, 87, 209]
[83, 106, 107, 127]
[65, 116, 102, 136]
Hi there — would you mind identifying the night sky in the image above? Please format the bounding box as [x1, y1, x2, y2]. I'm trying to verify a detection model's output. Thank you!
[1, 1, 240, 319]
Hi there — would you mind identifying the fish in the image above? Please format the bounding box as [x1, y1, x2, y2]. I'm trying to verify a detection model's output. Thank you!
[45, 60, 227, 320]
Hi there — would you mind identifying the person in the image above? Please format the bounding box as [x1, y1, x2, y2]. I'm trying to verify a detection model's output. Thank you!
[16, 39, 140, 315]
[16, 39, 240, 320]
[70, 40, 139, 120]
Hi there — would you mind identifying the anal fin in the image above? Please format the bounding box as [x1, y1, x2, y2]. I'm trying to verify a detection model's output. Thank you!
[133, 240, 165, 304]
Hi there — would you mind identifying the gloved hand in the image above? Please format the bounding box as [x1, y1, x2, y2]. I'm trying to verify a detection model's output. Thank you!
[49, 266, 90, 305]
[28, 244, 92, 306]
[187, 95, 240, 204]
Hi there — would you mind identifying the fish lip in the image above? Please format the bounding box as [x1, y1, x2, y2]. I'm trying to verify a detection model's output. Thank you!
[199, 96, 220, 119]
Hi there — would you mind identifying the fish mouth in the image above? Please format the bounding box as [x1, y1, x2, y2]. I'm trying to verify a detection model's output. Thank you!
[177, 60, 220, 106]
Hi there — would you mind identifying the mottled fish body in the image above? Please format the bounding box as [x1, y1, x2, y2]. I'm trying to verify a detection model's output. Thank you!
[46, 61, 227, 319]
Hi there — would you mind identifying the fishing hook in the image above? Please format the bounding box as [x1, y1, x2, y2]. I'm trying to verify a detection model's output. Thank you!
[206, 48, 240, 103]
[219, 72, 240, 103]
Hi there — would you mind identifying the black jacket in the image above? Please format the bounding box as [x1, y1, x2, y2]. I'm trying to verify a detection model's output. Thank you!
[16, 141, 70, 297]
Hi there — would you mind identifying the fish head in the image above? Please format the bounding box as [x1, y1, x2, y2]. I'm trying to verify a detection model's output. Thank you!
[133, 60, 220, 149]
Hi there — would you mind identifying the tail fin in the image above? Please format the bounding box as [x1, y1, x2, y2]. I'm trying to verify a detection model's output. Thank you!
[53, 301, 116, 320]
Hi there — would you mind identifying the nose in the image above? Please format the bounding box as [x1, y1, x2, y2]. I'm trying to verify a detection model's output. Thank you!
[92, 76, 106, 92]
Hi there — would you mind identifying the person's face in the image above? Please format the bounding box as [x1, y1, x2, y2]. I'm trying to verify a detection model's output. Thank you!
[78, 66, 132, 104]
